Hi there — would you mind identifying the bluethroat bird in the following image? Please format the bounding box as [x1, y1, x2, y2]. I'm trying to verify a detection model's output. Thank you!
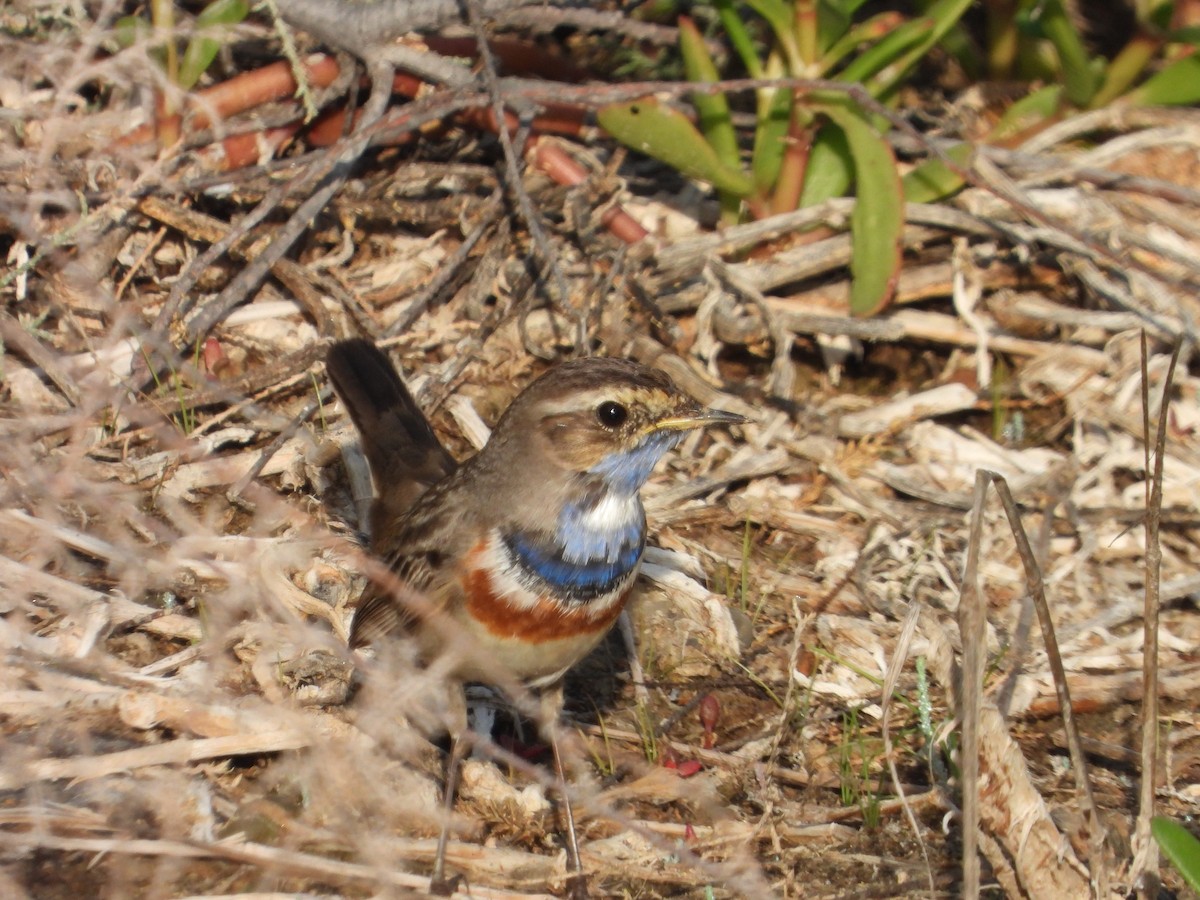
[326, 338, 744, 896]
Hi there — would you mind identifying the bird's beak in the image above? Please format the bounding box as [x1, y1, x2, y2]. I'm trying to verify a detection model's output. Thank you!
[650, 406, 748, 434]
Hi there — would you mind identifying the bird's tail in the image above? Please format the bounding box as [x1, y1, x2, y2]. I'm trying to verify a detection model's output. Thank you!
[325, 339, 456, 535]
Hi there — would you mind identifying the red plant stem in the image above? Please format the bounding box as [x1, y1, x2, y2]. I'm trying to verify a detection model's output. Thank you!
[120, 54, 343, 147]
[770, 101, 814, 215]
[120, 47, 648, 243]
[424, 35, 588, 82]
[528, 139, 648, 243]
[203, 124, 302, 170]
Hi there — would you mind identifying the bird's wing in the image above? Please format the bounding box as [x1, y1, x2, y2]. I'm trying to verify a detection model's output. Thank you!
[348, 479, 469, 650]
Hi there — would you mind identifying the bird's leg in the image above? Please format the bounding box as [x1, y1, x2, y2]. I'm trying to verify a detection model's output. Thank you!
[430, 730, 469, 895]
[541, 684, 589, 899]
[431, 688, 471, 896]
[432, 734, 468, 897]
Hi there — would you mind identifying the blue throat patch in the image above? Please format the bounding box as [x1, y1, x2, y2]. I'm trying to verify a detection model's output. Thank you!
[589, 430, 683, 495]
[505, 530, 643, 602]
[503, 430, 680, 602]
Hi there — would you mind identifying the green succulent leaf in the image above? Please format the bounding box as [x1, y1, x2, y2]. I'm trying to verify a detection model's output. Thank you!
[839, 15, 935, 86]
[680, 15, 742, 220]
[114, 14, 171, 72]
[1090, 32, 1161, 108]
[821, 12, 906, 73]
[743, 0, 804, 71]
[902, 142, 973, 204]
[178, 0, 249, 90]
[1127, 52, 1200, 106]
[816, 2, 854, 55]
[1143, 0, 1176, 31]
[1151, 816, 1200, 892]
[679, 17, 738, 169]
[1036, 0, 1099, 106]
[863, 0, 973, 98]
[824, 0, 873, 14]
[712, 0, 766, 78]
[989, 84, 1063, 143]
[742, 0, 797, 47]
[752, 87, 795, 193]
[808, 94, 904, 316]
[1169, 25, 1200, 43]
[114, 15, 152, 50]
[798, 124, 852, 207]
[598, 98, 756, 197]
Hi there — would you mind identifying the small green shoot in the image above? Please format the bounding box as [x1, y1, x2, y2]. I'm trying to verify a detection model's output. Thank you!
[715, 518, 771, 624]
[837, 705, 883, 828]
[587, 708, 618, 778]
[814, 647, 958, 792]
[990, 355, 1008, 443]
[117, 0, 249, 91]
[139, 340, 200, 436]
[633, 700, 659, 764]
[734, 659, 784, 708]
[915, 655, 952, 782]
[738, 518, 752, 611]
[173, 379, 196, 434]
[18, 310, 53, 342]
[170, 339, 206, 435]
[115, 0, 248, 146]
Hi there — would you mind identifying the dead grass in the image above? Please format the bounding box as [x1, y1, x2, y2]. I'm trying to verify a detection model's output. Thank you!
[2, 3, 1200, 898]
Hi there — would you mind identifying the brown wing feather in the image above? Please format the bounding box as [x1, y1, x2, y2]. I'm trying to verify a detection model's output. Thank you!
[348, 591, 408, 649]
[348, 490, 462, 649]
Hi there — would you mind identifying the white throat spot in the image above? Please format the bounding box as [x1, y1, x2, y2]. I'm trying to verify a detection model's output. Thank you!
[582, 493, 639, 531]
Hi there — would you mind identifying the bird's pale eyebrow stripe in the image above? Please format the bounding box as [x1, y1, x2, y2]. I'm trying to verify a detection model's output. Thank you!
[538, 387, 672, 417]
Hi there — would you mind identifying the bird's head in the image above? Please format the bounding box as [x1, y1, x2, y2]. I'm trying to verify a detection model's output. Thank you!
[494, 358, 745, 494]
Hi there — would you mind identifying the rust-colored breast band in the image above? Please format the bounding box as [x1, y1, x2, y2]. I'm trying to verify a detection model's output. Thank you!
[463, 563, 628, 644]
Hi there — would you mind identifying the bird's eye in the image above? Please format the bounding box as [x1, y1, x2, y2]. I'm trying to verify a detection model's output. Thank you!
[596, 400, 628, 428]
